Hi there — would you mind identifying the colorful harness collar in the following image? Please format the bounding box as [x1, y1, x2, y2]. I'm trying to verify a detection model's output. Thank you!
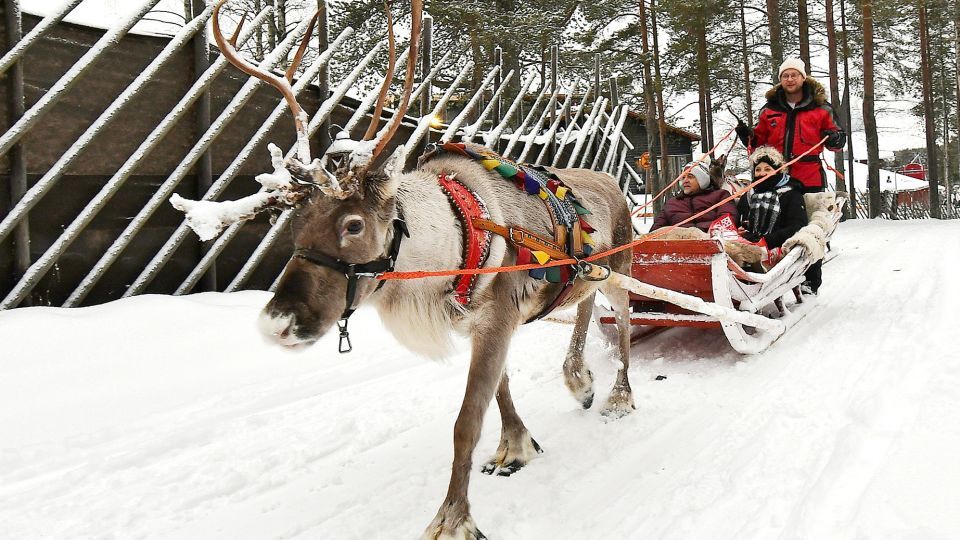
[422, 142, 597, 283]
[423, 142, 604, 322]
[437, 172, 492, 306]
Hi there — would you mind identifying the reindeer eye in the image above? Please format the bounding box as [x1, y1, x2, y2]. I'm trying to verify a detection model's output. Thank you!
[345, 219, 364, 234]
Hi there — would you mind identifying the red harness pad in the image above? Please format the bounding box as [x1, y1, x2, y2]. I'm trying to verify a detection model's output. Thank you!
[438, 173, 492, 306]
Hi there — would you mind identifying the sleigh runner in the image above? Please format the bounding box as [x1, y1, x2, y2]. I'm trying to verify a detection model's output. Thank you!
[599, 192, 845, 354]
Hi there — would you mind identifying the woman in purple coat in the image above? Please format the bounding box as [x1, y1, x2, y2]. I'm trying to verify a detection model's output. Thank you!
[651, 161, 739, 232]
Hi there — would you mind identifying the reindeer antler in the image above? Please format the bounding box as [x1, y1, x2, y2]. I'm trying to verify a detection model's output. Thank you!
[212, 0, 319, 162]
[362, 0, 397, 141]
[359, 0, 423, 175]
[171, 144, 313, 240]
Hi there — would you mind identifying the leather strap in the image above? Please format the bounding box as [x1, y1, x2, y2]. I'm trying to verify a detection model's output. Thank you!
[472, 218, 570, 261]
[292, 216, 408, 353]
[526, 279, 576, 324]
[437, 173, 492, 306]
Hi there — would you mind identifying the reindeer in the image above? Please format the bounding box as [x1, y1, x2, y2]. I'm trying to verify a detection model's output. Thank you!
[173, 1, 635, 537]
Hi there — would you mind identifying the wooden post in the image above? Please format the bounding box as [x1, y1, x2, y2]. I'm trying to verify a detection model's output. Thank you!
[766, 0, 783, 81]
[739, 0, 753, 127]
[918, 0, 941, 218]
[540, 48, 546, 89]
[608, 76, 619, 108]
[840, 0, 856, 218]
[254, 0, 264, 60]
[940, 49, 950, 216]
[639, 0, 661, 213]
[862, 0, 882, 218]
[493, 45, 502, 124]
[267, 0, 277, 51]
[189, 0, 216, 291]
[4, 0, 31, 305]
[420, 13, 432, 118]
[594, 53, 601, 99]
[550, 44, 558, 162]
[954, 3, 960, 216]
[317, 0, 331, 150]
[798, 0, 811, 69]
[652, 0, 671, 205]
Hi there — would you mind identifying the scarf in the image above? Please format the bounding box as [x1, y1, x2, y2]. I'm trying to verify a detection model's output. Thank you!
[746, 175, 790, 237]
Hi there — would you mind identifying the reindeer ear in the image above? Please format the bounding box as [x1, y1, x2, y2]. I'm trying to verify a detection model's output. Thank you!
[361, 146, 402, 201]
[363, 168, 399, 202]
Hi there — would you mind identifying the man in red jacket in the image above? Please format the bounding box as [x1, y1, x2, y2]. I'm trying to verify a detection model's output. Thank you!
[736, 58, 845, 294]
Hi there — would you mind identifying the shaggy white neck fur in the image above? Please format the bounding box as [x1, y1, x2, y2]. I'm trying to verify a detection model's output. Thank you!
[369, 170, 465, 358]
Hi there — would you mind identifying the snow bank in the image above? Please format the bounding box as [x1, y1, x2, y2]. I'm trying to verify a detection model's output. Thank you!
[1, 220, 959, 538]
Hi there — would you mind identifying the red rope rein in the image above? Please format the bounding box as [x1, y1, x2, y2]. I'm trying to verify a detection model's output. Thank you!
[377, 137, 829, 282]
[629, 127, 737, 218]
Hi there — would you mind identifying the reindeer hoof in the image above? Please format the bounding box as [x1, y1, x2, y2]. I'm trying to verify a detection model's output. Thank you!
[600, 387, 635, 419]
[480, 436, 543, 476]
[564, 366, 595, 409]
[423, 513, 486, 540]
[600, 402, 635, 420]
[482, 459, 522, 476]
[581, 391, 594, 410]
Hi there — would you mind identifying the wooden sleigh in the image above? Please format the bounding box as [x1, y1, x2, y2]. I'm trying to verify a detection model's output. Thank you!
[599, 196, 845, 354]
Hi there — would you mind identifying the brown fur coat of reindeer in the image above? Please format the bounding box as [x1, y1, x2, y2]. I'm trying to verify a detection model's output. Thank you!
[172, 2, 635, 538]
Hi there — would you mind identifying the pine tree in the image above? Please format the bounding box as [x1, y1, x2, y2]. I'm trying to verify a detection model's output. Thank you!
[919, 0, 942, 218]
[638, 0, 661, 207]
[862, 0, 881, 217]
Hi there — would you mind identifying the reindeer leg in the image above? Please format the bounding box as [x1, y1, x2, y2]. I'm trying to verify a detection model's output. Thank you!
[563, 291, 597, 409]
[423, 321, 516, 540]
[481, 372, 544, 476]
[598, 280, 636, 419]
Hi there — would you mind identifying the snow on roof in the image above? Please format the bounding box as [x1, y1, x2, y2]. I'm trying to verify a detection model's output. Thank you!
[826, 159, 929, 193]
[736, 159, 929, 193]
[25, 0, 191, 38]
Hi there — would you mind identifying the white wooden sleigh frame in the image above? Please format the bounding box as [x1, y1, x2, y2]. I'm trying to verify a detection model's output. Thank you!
[600, 198, 845, 354]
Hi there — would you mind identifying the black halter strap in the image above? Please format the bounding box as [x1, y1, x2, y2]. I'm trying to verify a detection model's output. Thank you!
[292, 216, 408, 353]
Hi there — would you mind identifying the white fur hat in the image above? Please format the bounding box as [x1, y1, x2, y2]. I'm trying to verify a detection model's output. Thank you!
[750, 146, 785, 170]
[683, 161, 711, 190]
[779, 58, 807, 79]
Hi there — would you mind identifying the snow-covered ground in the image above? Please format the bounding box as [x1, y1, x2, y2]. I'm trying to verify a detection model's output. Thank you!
[2, 219, 959, 539]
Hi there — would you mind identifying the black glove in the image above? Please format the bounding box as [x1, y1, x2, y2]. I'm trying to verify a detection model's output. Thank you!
[822, 129, 845, 149]
[741, 231, 761, 243]
[735, 121, 753, 146]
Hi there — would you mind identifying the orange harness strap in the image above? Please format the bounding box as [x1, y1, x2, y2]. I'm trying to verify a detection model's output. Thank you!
[472, 218, 571, 261]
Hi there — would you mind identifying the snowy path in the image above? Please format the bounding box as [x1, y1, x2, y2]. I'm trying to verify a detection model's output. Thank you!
[1, 219, 958, 539]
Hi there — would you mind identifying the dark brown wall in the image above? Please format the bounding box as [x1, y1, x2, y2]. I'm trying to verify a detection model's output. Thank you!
[0, 9, 409, 307]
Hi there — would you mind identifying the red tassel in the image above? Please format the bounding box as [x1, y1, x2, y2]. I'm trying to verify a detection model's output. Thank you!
[516, 248, 532, 265]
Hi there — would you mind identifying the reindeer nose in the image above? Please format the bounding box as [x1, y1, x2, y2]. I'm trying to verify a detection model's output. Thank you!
[257, 309, 299, 345]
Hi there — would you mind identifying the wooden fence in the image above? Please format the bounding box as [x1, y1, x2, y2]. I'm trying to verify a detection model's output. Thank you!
[1, 1, 640, 309]
[853, 190, 960, 220]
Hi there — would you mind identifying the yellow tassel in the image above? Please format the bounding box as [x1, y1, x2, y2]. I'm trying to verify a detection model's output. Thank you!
[538, 189, 549, 200]
[556, 186, 568, 199]
[532, 250, 551, 264]
[481, 159, 499, 170]
[582, 231, 594, 245]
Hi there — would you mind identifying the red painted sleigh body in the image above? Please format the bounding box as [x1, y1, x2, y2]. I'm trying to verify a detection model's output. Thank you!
[597, 197, 843, 354]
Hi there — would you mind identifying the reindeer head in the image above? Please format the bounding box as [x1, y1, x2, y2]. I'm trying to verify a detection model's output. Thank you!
[709, 153, 728, 188]
[196, 0, 423, 349]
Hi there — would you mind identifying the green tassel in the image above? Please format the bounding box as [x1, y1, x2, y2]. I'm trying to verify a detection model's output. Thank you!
[573, 203, 591, 215]
[495, 163, 518, 177]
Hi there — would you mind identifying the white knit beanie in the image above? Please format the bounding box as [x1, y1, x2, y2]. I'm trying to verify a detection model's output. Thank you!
[778, 58, 807, 79]
[684, 161, 711, 190]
